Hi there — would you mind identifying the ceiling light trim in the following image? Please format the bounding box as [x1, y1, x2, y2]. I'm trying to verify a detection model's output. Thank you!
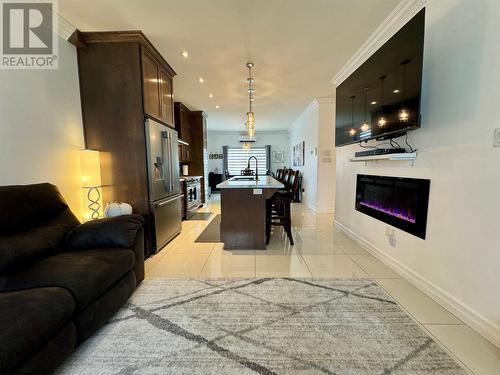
[330, 0, 426, 87]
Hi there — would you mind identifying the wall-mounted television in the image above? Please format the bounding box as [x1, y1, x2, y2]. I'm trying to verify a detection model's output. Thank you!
[335, 9, 425, 147]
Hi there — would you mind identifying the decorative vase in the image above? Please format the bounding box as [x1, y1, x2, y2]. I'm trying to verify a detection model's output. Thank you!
[104, 202, 133, 217]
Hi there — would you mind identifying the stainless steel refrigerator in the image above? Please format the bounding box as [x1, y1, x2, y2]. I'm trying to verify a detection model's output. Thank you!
[145, 118, 182, 254]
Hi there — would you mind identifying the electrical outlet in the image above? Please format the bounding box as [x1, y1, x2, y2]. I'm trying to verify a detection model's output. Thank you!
[385, 226, 396, 247]
[493, 128, 500, 147]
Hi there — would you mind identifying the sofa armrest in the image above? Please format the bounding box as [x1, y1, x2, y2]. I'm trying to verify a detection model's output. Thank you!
[131, 226, 145, 285]
[66, 214, 145, 250]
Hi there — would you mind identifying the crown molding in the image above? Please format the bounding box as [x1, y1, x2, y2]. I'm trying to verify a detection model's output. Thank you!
[331, 0, 426, 87]
[290, 99, 320, 130]
[32, 0, 76, 40]
[58, 14, 76, 40]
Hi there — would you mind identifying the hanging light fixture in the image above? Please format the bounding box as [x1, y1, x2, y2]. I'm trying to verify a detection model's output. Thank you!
[378, 75, 387, 127]
[245, 62, 255, 138]
[360, 87, 370, 132]
[398, 59, 410, 123]
[349, 95, 356, 137]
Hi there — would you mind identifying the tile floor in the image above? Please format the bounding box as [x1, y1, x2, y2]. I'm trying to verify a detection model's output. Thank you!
[145, 194, 500, 375]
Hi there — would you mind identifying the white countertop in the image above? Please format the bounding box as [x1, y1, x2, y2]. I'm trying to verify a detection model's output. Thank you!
[216, 176, 284, 189]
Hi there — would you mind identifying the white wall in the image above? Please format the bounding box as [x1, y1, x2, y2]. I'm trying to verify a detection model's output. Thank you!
[0, 37, 84, 218]
[289, 98, 336, 212]
[289, 101, 319, 210]
[206, 130, 289, 174]
[316, 97, 336, 213]
[335, 0, 500, 347]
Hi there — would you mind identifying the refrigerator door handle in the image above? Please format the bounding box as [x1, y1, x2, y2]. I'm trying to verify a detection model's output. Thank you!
[168, 132, 174, 191]
[156, 195, 181, 207]
[162, 131, 171, 192]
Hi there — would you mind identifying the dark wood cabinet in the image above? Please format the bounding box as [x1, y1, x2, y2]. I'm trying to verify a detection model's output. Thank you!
[189, 111, 208, 204]
[141, 49, 161, 121]
[174, 102, 192, 163]
[159, 68, 174, 126]
[74, 30, 177, 256]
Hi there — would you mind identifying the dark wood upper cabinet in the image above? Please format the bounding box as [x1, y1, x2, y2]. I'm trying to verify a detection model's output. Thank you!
[159, 68, 174, 126]
[141, 49, 161, 121]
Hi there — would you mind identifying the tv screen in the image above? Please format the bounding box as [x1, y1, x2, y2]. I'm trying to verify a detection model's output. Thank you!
[335, 9, 425, 147]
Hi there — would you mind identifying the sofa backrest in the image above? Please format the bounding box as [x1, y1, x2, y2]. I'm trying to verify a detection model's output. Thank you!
[0, 183, 80, 274]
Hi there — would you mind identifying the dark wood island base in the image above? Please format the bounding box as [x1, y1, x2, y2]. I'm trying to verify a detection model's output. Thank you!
[217, 176, 284, 250]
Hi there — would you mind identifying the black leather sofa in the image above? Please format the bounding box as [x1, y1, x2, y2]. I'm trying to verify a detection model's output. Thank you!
[0, 183, 145, 375]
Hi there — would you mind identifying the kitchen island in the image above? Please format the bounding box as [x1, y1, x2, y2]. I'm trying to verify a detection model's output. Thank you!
[216, 176, 284, 249]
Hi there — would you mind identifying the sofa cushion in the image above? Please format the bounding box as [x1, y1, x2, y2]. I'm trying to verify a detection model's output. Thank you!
[0, 248, 135, 311]
[0, 183, 79, 236]
[0, 211, 78, 275]
[66, 214, 145, 250]
[0, 288, 75, 374]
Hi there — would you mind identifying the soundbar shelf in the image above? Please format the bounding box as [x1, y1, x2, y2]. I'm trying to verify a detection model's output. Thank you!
[350, 152, 417, 165]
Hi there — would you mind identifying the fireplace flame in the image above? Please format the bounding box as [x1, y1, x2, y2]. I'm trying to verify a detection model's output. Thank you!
[360, 201, 416, 223]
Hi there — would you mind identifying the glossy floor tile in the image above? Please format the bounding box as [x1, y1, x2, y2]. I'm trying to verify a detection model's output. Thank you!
[424, 324, 500, 375]
[302, 254, 369, 279]
[200, 250, 256, 278]
[349, 253, 401, 278]
[144, 194, 499, 373]
[376, 278, 462, 325]
[256, 254, 312, 278]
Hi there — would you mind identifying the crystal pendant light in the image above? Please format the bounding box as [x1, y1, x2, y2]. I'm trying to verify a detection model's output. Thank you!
[378, 75, 387, 127]
[245, 62, 255, 138]
[398, 59, 410, 123]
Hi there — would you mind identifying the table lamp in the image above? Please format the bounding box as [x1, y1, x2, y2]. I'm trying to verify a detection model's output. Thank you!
[80, 149, 102, 220]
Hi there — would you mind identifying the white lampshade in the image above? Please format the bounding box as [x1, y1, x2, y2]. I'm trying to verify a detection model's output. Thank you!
[80, 149, 102, 188]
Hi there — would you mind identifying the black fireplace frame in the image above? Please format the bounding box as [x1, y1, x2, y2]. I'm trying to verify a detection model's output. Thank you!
[355, 174, 430, 239]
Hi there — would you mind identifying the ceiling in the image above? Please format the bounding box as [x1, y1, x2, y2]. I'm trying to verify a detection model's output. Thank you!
[59, 0, 399, 131]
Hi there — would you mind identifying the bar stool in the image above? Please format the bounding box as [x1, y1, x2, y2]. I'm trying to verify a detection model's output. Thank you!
[266, 190, 294, 246]
[276, 169, 283, 180]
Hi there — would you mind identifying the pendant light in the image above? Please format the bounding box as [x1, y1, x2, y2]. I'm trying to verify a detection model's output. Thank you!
[378, 75, 387, 128]
[398, 59, 410, 122]
[360, 88, 370, 132]
[245, 62, 255, 137]
[349, 95, 356, 137]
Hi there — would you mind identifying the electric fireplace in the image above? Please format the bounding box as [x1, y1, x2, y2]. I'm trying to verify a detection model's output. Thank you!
[355, 175, 430, 239]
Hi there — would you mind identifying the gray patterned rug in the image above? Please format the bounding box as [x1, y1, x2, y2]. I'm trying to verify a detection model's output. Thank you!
[56, 278, 466, 375]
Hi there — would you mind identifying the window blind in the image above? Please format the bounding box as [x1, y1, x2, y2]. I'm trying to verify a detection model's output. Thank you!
[227, 146, 268, 175]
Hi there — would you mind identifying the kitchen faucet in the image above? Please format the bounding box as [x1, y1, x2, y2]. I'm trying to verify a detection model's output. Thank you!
[247, 156, 259, 181]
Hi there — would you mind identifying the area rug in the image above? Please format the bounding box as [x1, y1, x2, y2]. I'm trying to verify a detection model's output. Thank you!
[56, 278, 466, 375]
[194, 214, 221, 243]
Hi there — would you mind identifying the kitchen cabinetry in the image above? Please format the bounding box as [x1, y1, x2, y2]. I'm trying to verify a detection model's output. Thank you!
[189, 111, 208, 204]
[174, 102, 192, 162]
[142, 49, 175, 127]
[74, 30, 177, 257]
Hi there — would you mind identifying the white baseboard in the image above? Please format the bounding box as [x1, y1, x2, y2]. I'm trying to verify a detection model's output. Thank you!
[335, 220, 500, 349]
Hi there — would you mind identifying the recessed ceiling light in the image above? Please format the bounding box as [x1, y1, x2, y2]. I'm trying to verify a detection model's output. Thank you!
[371, 101, 377, 105]
[181, 51, 188, 58]
[215, 105, 220, 109]
[208, 94, 213, 98]
[198, 77, 204, 83]
[393, 89, 400, 93]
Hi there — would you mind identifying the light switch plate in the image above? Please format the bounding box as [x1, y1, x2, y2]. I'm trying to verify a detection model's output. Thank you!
[493, 128, 500, 147]
[253, 189, 262, 195]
